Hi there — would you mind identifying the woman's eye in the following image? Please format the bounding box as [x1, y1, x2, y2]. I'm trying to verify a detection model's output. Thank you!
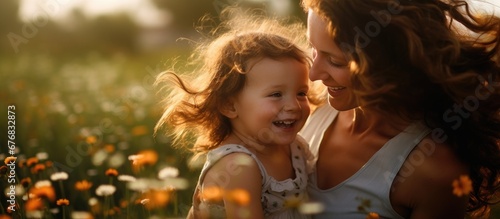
[328, 57, 347, 68]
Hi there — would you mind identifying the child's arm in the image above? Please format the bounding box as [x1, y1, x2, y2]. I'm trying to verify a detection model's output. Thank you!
[202, 153, 264, 219]
[186, 207, 194, 219]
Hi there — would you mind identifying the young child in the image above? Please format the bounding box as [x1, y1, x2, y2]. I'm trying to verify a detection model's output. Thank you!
[154, 12, 316, 219]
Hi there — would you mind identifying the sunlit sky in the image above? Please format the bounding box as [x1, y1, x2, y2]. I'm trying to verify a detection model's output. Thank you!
[19, 0, 171, 27]
[18, 0, 500, 28]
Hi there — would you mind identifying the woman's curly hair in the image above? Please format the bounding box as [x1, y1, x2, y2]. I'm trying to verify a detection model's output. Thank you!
[303, 0, 500, 217]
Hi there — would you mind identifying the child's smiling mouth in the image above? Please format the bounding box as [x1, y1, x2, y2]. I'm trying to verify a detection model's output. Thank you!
[272, 120, 296, 128]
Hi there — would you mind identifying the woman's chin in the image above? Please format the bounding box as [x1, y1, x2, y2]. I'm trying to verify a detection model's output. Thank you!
[328, 96, 358, 111]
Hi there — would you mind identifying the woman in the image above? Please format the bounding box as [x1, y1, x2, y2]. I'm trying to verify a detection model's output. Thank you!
[300, 0, 500, 218]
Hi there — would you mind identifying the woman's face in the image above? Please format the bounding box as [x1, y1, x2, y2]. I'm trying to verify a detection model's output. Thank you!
[307, 10, 358, 111]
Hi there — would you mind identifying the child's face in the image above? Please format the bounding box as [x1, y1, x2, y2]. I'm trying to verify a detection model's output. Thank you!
[230, 57, 310, 147]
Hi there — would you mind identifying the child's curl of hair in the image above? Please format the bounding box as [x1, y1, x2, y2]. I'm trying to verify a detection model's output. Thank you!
[154, 7, 325, 157]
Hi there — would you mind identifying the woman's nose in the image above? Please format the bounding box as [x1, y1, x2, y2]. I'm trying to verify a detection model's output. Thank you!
[309, 56, 329, 82]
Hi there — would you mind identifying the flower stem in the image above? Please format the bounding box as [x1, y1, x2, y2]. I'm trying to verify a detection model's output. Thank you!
[58, 180, 66, 198]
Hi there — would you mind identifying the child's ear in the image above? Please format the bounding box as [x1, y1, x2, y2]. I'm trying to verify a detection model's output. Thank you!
[220, 100, 238, 119]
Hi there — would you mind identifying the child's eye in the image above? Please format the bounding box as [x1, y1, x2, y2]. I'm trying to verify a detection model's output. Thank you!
[269, 92, 282, 97]
[298, 91, 308, 97]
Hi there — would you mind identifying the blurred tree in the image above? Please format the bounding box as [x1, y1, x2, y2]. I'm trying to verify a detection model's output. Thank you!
[151, 0, 219, 30]
[150, 0, 282, 31]
[0, 0, 21, 55]
[18, 9, 140, 57]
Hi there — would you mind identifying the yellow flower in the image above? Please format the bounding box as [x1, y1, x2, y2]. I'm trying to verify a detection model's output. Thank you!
[57, 199, 70, 206]
[75, 180, 93, 191]
[105, 168, 118, 177]
[452, 175, 473, 197]
[366, 212, 380, 219]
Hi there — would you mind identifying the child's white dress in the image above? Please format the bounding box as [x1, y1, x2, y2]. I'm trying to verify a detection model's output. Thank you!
[194, 136, 312, 219]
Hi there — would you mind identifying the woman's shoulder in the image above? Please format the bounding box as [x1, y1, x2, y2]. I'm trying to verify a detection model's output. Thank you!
[411, 136, 469, 182]
[392, 136, 469, 217]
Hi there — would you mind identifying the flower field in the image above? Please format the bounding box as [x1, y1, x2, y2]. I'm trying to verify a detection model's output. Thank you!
[0, 53, 202, 218]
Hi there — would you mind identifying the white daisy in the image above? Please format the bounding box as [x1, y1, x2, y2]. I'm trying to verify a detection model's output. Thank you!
[34, 180, 52, 188]
[158, 166, 179, 179]
[95, 184, 116, 196]
[50, 172, 69, 181]
[117, 175, 136, 182]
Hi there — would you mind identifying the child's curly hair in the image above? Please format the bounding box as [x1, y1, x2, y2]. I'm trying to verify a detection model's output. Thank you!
[154, 8, 323, 156]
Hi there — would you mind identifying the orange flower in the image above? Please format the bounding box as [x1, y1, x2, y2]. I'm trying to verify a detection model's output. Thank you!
[139, 189, 172, 210]
[5, 204, 18, 213]
[26, 157, 39, 167]
[29, 186, 56, 201]
[57, 199, 70, 206]
[120, 200, 129, 208]
[18, 159, 26, 168]
[86, 136, 97, 144]
[366, 212, 380, 219]
[75, 180, 93, 191]
[45, 160, 53, 168]
[199, 186, 224, 203]
[130, 150, 158, 170]
[31, 164, 46, 174]
[0, 214, 13, 219]
[131, 125, 148, 136]
[104, 144, 115, 153]
[21, 177, 32, 188]
[25, 198, 44, 211]
[107, 207, 121, 216]
[105, 168, 118, 177]
[225, 189, 250, 206]
[4, 156, 16, 165]
[452, 175, 473, 197]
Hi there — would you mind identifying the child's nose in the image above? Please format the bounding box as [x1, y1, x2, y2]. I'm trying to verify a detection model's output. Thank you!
[283, 98, 300, 112]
